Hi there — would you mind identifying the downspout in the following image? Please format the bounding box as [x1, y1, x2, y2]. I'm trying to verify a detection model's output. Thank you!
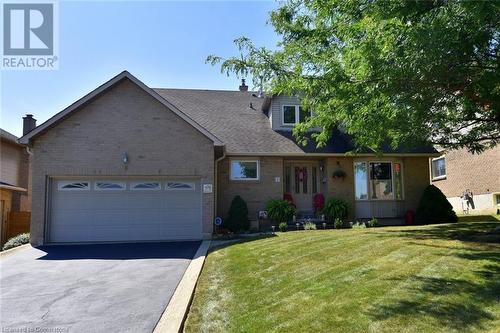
[214, 146, 226, 227]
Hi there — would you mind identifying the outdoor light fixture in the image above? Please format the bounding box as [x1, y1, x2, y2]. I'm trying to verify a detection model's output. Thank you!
[122, 153, 129, 165]
[271, 225, 275, 233]
[296, 222, 300, 230]
[323, 222, 327, 230]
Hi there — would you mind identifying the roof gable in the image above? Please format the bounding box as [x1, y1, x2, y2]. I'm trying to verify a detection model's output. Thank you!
[19, 71, 223, 146]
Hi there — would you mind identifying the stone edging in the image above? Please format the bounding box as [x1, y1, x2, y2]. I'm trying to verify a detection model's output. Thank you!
[0, 243, 31, 259]
[153, 240, 211, 333]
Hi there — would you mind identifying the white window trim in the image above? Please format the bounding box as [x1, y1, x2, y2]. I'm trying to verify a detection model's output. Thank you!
[353, 161, 405, 201]
[58, 181, 90, 191]
[130, 181, 162, 191]
[431, 156, 446, 180]
[281, 105, 313, 126]
[94, 181, 126, 191]
[166, 181, 195, 191]
[230, 160, 260, 181]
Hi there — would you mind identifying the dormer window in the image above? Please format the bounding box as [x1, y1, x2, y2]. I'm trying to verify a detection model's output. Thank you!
[282, 105, 311, 126]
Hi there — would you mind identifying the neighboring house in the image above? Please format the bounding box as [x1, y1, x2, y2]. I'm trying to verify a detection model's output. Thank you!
[19, 71, 438, 245]
[430, 146, 500, 215]
[1, 124, 33, 246]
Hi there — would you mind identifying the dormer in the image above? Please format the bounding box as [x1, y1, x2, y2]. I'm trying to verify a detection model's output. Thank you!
[262, 95, 313, 131]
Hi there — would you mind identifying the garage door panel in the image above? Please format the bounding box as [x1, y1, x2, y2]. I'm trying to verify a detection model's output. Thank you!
[49, 178, 202, 243]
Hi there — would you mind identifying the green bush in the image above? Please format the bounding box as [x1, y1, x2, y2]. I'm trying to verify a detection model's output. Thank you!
[266, 199, 295, 224]
[278, 222, 288, 232]
[352, 221, 366, 229]
[223, 195, 250, 232]
[324, 198, 349, 222]
[415, 185, 458, 224]
[2, 233, 30, 251]
[334, 218, 343, 229]
[367, 218, 378, 228]
[304, 222, 317, 230]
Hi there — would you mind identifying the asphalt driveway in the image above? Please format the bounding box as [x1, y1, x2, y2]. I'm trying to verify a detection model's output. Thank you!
[0, 241, 200, 333]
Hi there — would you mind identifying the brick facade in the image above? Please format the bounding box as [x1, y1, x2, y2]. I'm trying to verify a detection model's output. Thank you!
[217, 155, 431, 225]
[431, 146, 500, 197]
[29, 78, 215, 245]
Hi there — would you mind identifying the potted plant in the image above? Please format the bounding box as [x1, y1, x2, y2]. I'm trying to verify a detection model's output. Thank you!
[332, 169, 347, 180]
[266, 199, 296, 226]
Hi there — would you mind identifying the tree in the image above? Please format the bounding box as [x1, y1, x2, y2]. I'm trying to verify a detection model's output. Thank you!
[207, 0, 499, 153]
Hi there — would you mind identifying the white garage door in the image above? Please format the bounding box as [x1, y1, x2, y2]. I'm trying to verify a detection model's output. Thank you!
[49, 178, 202, 243]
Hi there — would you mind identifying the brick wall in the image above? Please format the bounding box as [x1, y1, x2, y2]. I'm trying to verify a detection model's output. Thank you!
[431, 146, 500, 197]
[29, 78, 215, 245]
[217, 156, 283, 227]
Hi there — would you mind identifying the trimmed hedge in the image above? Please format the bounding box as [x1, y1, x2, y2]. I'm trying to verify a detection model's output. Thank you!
[223, 195, 250, 232]
[415, 185, 458, 224]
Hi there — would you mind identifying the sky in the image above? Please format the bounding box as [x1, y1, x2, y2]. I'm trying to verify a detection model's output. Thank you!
[1, 0, 280, 137]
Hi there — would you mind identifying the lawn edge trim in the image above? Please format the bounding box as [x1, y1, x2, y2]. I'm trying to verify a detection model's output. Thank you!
[0, 243, 31, 259]
[153, 240, 211, 333]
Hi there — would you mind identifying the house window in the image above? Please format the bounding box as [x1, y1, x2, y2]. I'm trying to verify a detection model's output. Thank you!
[354, 162, 404, 200]
[282, 105, 312, 126]
[131, 182, 161, 190]
[354, 162, 368, 200]
[94, 181, 126, 191]
[431, 157, 446, 180]
[166, 181, 195, 190]
[58, 181, 90, 191]
[283, 106, 296, 125]
[394, 163, 403, 200]
[230, 160, 259, 181]
[370, 162, 393, 200]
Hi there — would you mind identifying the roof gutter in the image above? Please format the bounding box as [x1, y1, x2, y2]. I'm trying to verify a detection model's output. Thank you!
[224, 152, 441, 157]
[214, 146, 226, 225]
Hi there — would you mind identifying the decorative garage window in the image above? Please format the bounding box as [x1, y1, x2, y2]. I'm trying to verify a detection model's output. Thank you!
[166, 181, 195, 191]
[94, 181, 126, 191]
[130, 182, 161, 190]
[58, 181, 90, 191]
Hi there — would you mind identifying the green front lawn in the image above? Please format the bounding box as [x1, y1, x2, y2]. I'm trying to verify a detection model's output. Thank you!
[184, 221, 500, 333]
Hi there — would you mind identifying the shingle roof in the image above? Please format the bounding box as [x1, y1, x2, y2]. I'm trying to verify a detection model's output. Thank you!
[154, 89, 307, 154]
[0, 128, 20, 145]
[154, 88, 437, 155]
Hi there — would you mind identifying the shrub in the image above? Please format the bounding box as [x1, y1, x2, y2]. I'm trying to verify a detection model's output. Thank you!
[415, 185, 458, 224]
[2, 233, 30, 251]
[334, 218, 343, 229]
[267, 199, 296, 224]
[223, 195, 250, 232]
[352, 221, 366, 229]
[278, 222, 288, 232]
[304, 222, 317, 230]
[324, 198, 349, 222]
[366, 218, 378, 228]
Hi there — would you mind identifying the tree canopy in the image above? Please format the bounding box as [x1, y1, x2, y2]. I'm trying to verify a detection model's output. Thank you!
[207, 0, 499, 153]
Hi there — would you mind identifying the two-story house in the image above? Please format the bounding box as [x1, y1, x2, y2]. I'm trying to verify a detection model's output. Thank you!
[19, 71, 438, 245]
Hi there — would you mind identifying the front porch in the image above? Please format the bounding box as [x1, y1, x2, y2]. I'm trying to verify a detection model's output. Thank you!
[281, 158, 408, 224]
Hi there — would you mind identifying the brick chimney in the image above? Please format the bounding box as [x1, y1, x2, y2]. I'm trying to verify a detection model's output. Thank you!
[23, 114, 36, 135]
[239, 79, 248, 92]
